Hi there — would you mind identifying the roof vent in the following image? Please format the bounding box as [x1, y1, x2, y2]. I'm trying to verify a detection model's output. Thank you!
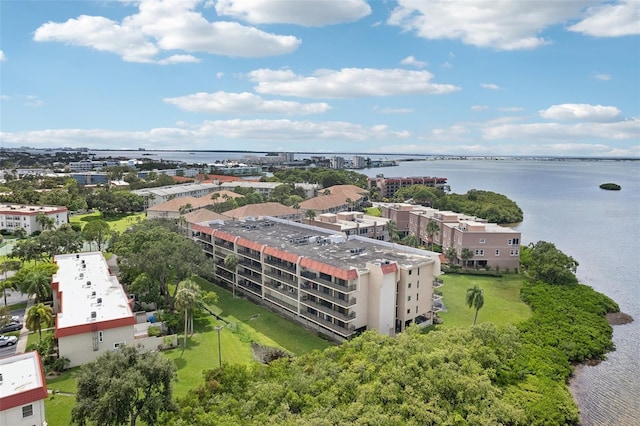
[96, 298, 102, 305]
[90, 311, 97, 319]
[86, 280, 92, 286]
[91, 291, 96, 298]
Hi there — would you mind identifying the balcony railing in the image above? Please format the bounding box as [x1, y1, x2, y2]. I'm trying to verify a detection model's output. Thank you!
[300, 284, 356, 307]
[299, 310, 355, 336]
[300, 271, 356, 293]
[264, 258, 297, 273]
[264, 292, 298, 313]
[264, 280, 298, 299]
[433, 278, 444, 288]
[432, 293, 443, 301]
[300, 297, 355, 322]
[263, 269, 298, 286]
[238, 250, 260, 261]
[238, 270, 262, 285]
[237, 279, 262, 296]
[239, 260, 262, 272]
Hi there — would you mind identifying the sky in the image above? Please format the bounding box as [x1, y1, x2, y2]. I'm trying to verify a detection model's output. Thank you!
[0, 0, 639, 157]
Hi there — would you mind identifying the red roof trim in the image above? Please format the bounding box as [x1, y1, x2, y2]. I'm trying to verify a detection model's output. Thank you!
[55, 316, 136, 338]
[236, 238, 263, 252]
[381, 263, 398, 274]
[299, 258, 358, 280]
[192, 224, 214, 235]
[213, 230, 237, 243]
[0, 352, 48, 410]
[263, 246, 300, 264]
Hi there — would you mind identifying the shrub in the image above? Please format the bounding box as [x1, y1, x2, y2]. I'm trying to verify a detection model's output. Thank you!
[148, 325, 161, 337]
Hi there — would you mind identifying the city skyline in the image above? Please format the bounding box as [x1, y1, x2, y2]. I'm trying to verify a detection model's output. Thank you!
[1, 0, 639, 157]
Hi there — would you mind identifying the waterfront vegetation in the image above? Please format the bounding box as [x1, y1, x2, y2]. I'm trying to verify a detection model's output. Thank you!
[599, 182, 621, 190]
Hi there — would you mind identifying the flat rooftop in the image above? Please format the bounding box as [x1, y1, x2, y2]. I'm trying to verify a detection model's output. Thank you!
[53, 252, 133, 330]
[0, 352, 45, 399]
[0, 204, 66, 214]
[205, 217, 439, 272]
[132, 183, 217, 197]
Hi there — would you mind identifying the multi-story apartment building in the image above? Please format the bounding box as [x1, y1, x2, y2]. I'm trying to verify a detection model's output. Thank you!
[379, 202, 434, 238]
[368, 176, 449, 198]
[191, 217, 442, 341]
[0, 204, 68, 233]
[0, 352, 48, 426]
[329, 156, 345, 169]
[407, 208, 521, 271]
[52, 252, 171, 368]
[311, 212, 391, 241]
[132, 183, 220, 208]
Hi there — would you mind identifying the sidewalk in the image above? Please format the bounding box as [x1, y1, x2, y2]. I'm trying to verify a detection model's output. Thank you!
[15, 296, 35, 354]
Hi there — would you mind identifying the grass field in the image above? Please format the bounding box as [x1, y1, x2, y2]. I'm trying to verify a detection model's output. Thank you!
[437, 273, 531, 328]
[69, 211, 146, 234]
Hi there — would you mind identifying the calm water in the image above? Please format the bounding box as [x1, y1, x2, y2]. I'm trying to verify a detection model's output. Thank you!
[96, 150, 639, 424]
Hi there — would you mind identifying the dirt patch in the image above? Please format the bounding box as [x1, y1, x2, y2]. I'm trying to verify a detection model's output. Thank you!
[251, 342, 291, 364]
[606, 311, 633, 326]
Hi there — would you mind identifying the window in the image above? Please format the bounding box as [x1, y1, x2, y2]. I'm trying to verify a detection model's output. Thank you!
[417, 268, 420, 276]
[407, 295, 411, 301]
[22, 404, 33, 418]
[495, 249, 500, 256]
[407, 309, 410, 314]
[408, 283, 412, 289]
[408, 269, 412, 275]
[416, 293, 419, 301]
[479, 238, 485, 244]
[98, 331, 104, 343]
[415, 306, 418, 313]
[508, 238, 520, 246]
[474, 249, 484, 256]
[510, 249, 519, 256]
[114, 341, 126, 349]
[417, 281, 420, 289]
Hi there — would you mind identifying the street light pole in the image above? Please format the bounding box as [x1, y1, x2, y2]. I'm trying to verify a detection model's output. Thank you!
[214, 325, 223, 368]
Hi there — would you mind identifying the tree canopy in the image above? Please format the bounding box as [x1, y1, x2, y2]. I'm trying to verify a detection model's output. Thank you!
[72, 345, 177, 426]
[520, 241, 579, 285]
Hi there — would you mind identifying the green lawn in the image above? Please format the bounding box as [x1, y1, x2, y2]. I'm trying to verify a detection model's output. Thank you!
[69, 211, 146, 234]
[437, 273, 531, 328]
[45, 394, 73, 426]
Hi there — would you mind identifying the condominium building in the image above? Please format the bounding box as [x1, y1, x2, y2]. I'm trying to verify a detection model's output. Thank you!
[52, 252, 171, 368]
[0, 351, 48, 426]
[191, 217, 442, 341]
[310, 212, 391, 242]
[368, 176, 449, 198]
[0, 204, 68, 233]
[132, 183, 219, 208]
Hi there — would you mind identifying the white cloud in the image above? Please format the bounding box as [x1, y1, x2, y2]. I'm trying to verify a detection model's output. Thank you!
[400, 55, 427, 68]
[157, 55, 201, 65]
[388, 0, 596, 50]
[163, 91, 331, 115]
[33, 0, 300, 63]
[471, 105, 489, 111]
[481, 83, 500, 90]
[215, 0, 371, 26]
[0, 95, 10, 101]
[497, 107, 524, 112]
[248, 68, 460, 98]
[25, 96, 44, 107]
[539, 103, 622, 122]
[483, 118, 639, 141]
[594, 73, 611, 81]
[0, 50, 6, 61]
[568, 0, 640, 37]
[373, 106, 414, 114]
[216, 72, 224, 79]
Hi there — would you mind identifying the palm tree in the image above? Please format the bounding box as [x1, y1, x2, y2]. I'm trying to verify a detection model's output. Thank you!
[386, 220, 399, 242]
[425, 220, 440, 250]
[36, 213, 56, 231]
[305, 209, 316, 222]
[460, 248, 474, 268]
[26, 303, 54, 341]
[0, 260, 21, 305]
[223, 254, 238, 297]
[23, 270, 52, 303]
[174, 279, 202, 350]
[466, 284, 484, 326]
[444, 247, 458, 265]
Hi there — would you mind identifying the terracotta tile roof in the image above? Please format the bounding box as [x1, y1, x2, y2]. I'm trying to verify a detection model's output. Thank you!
[183, 209, 228, 224]
[192, 224, 213, 235]
[147, 196, 211, 212]
[172, 176, 196, 183]
[223, 202, 298, 219]
[196, 174, 242, 183]
[325, 184, 369, 199]
[299, 193, 351, 212]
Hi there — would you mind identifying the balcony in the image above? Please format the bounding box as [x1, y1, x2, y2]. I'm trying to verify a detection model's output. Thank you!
[215, 240, 235, 251]
[264, 280, 298, 299]
[432, 292, 443, 302]
[238, 270, 262, 285]
[215, 244, 234, 255]
[300, 284, 356, 307]
[263, 269, 298, 287]
[299, 310, 355, 337]
[300, 297, 355, 322]
[300, 271, 356, 293]
[264, 258, 297, 273]
[239, 260, 262, 273]
[237, 279, 262, 296]
[238, 250, 260, 261]
[264, 292, 298, 313]
[433, 278, 444, 288]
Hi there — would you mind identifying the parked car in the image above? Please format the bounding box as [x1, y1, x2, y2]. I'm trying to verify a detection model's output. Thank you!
[0, 322, 22, 333]
[0, 335, 18, 347]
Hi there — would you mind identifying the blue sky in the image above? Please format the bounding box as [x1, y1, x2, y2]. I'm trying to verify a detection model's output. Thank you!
[1, 0, 639, 157]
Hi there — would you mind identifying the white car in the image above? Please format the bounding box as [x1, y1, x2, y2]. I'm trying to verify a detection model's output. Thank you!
[0, 335, 18, 347]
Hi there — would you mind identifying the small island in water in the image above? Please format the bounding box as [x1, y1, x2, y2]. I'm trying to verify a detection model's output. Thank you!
[599, 183, 621, 190]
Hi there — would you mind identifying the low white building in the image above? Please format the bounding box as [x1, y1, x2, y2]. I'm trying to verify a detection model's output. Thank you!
[0, 351, 48, 426]
[0, 204, 69, 233]
[52, 252, 171, 368]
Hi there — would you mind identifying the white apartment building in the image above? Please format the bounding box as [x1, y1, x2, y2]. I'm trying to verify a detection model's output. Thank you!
[311, 212, 391, 241]
[192, 217, 442, 341]
[52, 252, 169, 368]
[0, 351, 48, 426]
[0, 204, 69, 233]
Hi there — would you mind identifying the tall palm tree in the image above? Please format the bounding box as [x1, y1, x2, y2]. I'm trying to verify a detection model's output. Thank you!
[174, 279, 202, 350]
[23, 270, 52, 303]
[35, 213, 56, 231]
[444, 247, 458, 265]
[466, 284, 484, 326]
[0, 260, 21, 305]
[223, 254, 238, 298]
[425, 220, 440, 250]
[26, 303, 54, 341]
[386, 220, 399, 242]
[305, 209, 316, 222]
[460, 248, 474, 268]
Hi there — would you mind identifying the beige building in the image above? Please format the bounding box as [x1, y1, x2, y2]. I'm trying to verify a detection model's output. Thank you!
[309, 211, 391, 242]
[52, 252, 172, 368]
[192, 217, 442, 341]
[0, 351, 48, 426]
[0, 204, 69, 234]
[146, 191, 240, 219]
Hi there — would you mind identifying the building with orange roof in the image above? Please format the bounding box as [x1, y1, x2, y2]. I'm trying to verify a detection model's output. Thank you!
[146, 190, 240, 219]
[222, 202, 300, 221]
